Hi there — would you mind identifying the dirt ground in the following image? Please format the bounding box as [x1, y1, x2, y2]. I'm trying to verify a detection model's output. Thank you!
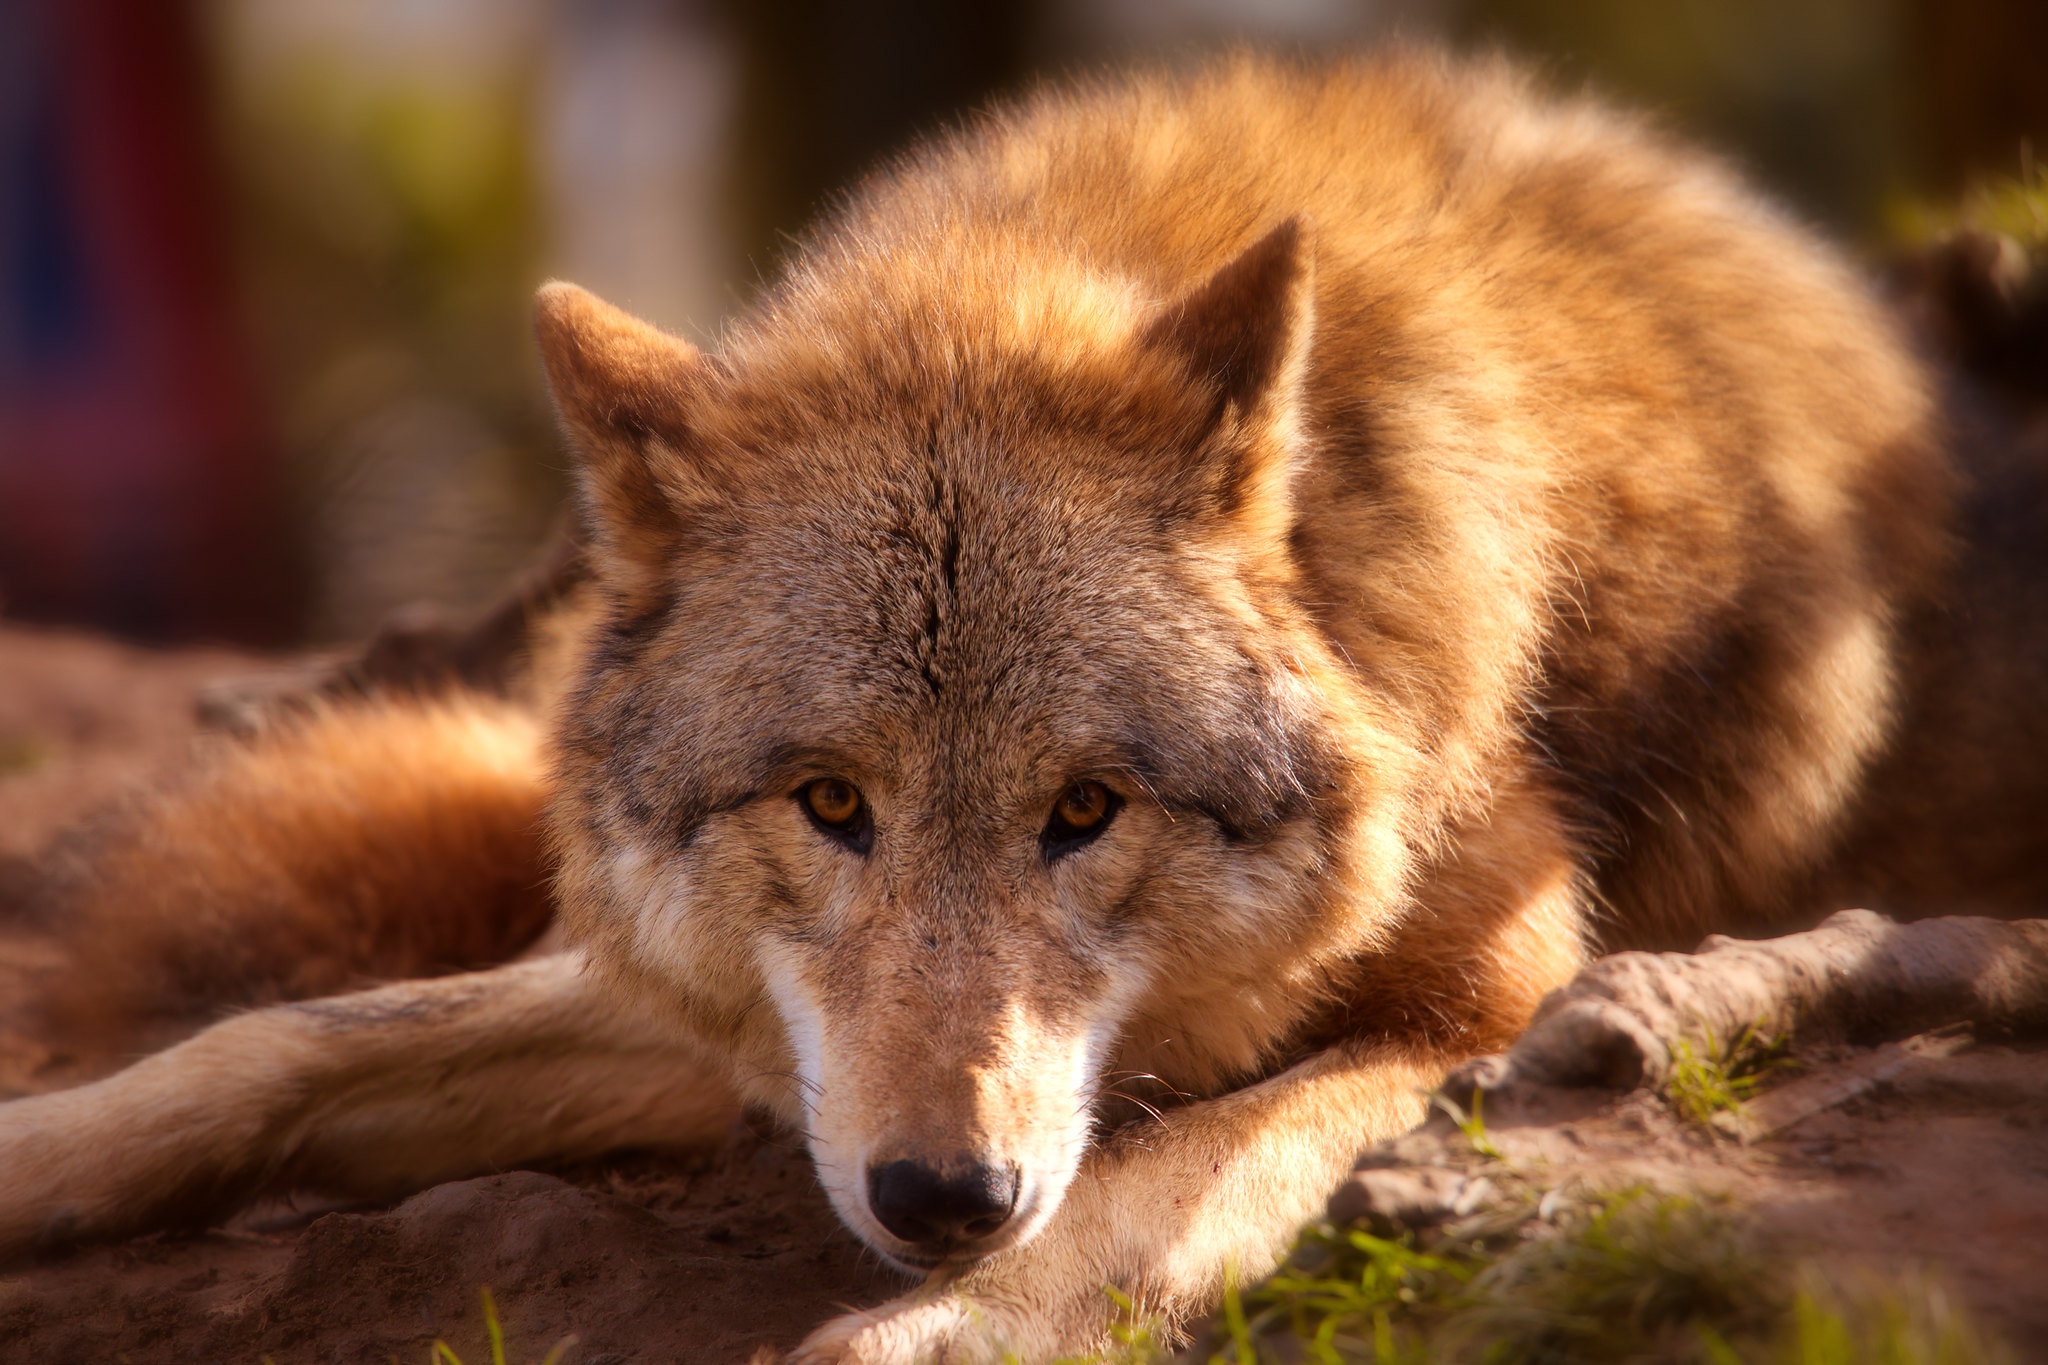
[1414, 1044, 2048, 1351]
[0, 620, 2044, 1363]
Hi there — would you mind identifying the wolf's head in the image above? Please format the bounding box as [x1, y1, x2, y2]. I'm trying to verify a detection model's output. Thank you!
[537, 222, 1397, 1269]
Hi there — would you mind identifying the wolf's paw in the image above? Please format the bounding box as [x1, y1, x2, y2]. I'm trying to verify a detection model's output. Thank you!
[788, 1290, 1082, 1365]
[787, 1296, 983, 1365]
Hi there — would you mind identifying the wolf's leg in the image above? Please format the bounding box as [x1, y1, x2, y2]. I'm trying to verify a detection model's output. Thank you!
[0, 953, 735, 1262]
[790, 1040, 1450, 1365]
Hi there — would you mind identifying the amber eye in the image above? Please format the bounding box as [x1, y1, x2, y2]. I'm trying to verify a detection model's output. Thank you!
[800, 778, 871, 850]
[1042, 780, 1120, 860]
[805, 778, 862, 825]
[1057, 782, 1111, 830]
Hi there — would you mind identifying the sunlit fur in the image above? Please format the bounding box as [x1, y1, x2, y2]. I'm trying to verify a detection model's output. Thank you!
[539, 48, 1951, 1282]
[5, 49, 2045, 1363]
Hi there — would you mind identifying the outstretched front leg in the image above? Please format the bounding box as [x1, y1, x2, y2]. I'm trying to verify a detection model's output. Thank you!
[792, 1040, 1450, 1365]
[0, 954, 737, 1261]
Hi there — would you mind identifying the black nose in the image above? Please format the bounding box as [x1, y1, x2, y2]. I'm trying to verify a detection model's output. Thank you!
[865, 1157, 1019, 1249]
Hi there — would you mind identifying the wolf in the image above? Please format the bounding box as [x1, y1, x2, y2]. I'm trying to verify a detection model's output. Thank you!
[3, 49, 2045, 1363]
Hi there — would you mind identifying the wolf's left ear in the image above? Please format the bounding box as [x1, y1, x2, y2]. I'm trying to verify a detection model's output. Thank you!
[1141, 218, 1314, 542]
[534, 282, 716, 601]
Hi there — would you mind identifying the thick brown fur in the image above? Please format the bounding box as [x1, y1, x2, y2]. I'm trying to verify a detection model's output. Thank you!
[3, 50, 2044, 1363]
[24, 699, 555, 1065]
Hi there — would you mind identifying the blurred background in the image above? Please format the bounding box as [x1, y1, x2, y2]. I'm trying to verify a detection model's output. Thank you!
[1, 0, 2042, 647]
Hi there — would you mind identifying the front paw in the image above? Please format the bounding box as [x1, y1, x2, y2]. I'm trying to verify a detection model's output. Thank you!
[788, 1295, 987, 1365]
[790, 1285, 1101, 1365]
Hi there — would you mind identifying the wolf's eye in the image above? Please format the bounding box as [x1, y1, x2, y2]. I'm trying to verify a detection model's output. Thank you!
[800, 779, 872, 851]
[1042, 780, 1120, 860]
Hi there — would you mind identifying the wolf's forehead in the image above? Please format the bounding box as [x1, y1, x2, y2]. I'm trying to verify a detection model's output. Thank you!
[752, 467, 1177, 681]
[590, 476, 1329, 842]
[710, 482, 1317, 798]
[657, 467, 1164, 695]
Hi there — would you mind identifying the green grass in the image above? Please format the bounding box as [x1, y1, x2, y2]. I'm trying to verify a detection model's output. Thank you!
[1047, 1287, 1170, 1365]
[426, 1288, 575, 1365]
[1432, 1087, 1504, 1161]
[1062, 1189, 2013, 1365]
[1702, 1273, 2017, 1365]
[1200, 1189, 1773, 1364]
[1664, 1024, 1795, 1128]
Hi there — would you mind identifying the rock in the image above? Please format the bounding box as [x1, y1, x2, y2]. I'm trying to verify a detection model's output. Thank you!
[1327, 1166, 1495, 1236]
[1456, 911, 2048, 1100]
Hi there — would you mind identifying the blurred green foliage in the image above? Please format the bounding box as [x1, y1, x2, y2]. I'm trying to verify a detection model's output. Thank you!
[1462, 0, 1912, 236]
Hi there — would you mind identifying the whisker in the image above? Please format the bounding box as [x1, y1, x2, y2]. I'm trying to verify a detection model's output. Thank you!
[1097, 1069, 1194, 1103]
[751, 1065, 824, 1097]
[743, 1067, 823, 1118]
[1101, 1087, 1168, 1126]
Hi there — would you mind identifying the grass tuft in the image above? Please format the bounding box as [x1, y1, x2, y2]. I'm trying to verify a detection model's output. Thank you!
[1702, 1271, 2017, 1365]
[1451, 1190, 1772, 1362]
[1063, 1191, 2014, 1364]
[1199, 1189, 1770, 1364]
[1050, 1286, 1169, 1365]
[1664, 1024, 1795, 1128]
[1431, 1088, 1503, 1161]
[427, 1288, 576, 1365]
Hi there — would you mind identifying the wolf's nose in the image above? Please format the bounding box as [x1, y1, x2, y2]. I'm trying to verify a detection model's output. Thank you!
[866, 1157, 1018, 1249]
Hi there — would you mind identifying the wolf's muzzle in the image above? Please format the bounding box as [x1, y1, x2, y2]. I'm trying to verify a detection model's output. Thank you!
[865, 1156, 1019, 1256]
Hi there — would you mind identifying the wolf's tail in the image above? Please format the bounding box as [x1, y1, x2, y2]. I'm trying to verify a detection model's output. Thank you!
[24, 695, 554, 1069]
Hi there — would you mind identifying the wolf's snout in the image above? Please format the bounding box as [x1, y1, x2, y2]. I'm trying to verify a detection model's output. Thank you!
[865, 1156, 1019, 1251]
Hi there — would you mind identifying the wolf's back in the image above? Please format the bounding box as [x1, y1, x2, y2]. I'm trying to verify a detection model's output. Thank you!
[727, 50, 1953, 941]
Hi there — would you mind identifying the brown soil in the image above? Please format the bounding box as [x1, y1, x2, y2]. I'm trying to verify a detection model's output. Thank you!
[0, 1138, 899, 1365]
[1414, 1042, 2048, 1353]
[0, 621, 2043, 1363]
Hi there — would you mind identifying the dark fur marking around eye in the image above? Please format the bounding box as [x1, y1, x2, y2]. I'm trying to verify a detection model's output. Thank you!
[589, 591, 678, 673]
[1118, 712, 1332, 846]
[669, 789, 760, 851]
[1195, 802, 1255, 843]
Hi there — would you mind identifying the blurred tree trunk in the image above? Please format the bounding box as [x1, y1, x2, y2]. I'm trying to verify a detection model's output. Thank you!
[1912, 0, 2048, 192]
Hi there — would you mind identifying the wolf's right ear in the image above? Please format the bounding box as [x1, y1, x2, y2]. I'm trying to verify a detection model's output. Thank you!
[1139, 219, 1314, 554]
[534, 282, 715, 602]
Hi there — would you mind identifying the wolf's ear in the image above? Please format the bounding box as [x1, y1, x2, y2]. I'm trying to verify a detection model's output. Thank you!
[534, 282, 714, 601]
[1141, 218, 1314, 547]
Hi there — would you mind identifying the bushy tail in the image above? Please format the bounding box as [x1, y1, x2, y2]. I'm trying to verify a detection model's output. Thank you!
[27, 695, 554, 1068]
